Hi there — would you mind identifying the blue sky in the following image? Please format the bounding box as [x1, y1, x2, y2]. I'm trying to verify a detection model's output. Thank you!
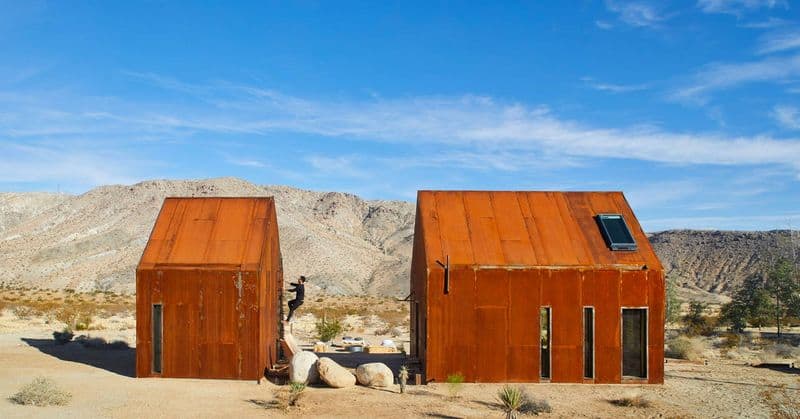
[1, 1, 800, 231]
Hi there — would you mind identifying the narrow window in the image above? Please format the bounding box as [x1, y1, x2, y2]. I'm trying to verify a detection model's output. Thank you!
[540, 307, 551, 379]
[152, 304, 162, 374]
[622, 308, 647, 378]
[583, 307, 594, 379]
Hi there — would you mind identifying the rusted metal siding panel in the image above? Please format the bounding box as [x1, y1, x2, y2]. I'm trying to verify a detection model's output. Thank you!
[490, 192, 537, 266]
[508, 269, 540, 382]
[432, 192, 475, 266]
[593, 269, 622, 383]
[463, 192, 506, 266]
[474, 270, 508, 382]
[425, 268, 445, 381]
[546, 269, 583, 383]
[135, 270, 152, 377]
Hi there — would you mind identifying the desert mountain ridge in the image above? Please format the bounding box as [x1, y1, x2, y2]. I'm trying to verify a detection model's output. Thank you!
[0, 177, 796, 301]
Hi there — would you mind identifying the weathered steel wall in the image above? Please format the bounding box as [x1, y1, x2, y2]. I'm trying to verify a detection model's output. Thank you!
[136, 197, 282, 380]
[420, 266, 664, 384]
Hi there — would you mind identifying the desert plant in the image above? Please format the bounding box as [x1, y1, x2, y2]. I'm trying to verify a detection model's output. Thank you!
[719, 332, 741, 349]
[610, 393, 651, 408]
[445, 372, 464, 399]
[12, 305, 35, 320]
[498, 385, 525, 419]
[10, 376, 72, 406]
[399, 365, 409, 394]
[315, 317, 343, 342]
[52, 327, 74, 345]
[666, 336, 704, 361]
[272, 382, 306, 411]
[496, 386, 552, 417]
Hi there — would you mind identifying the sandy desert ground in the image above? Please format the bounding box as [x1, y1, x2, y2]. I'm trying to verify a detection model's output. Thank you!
[0, 293, 799, 418]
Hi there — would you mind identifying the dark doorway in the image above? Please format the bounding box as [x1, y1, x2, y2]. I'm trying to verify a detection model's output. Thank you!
[152, 304, 162, 374]
[622, 308, 647, 378]
[540, 307, 550, 379]
[583, 307, 594, 379]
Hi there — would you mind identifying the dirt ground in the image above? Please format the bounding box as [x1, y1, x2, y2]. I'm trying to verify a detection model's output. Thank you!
[1, 310, 799, 419]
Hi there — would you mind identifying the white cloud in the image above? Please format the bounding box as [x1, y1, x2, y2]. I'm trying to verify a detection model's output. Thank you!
[671, 53, 800, 103]
[757, 30, 800, 54]
[604, 1, 667, 28]
[697, 0, 788, 15]
[772, 105, 800, 129]
[4, 73, 800, 189]
[738, 17, 790, 29]
[595, 20, 614, 30]
[581, 77, 649, 93]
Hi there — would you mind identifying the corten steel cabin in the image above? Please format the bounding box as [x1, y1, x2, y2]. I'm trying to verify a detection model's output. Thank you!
[410, 191, 664, 384]
[136, 197, 283, 380]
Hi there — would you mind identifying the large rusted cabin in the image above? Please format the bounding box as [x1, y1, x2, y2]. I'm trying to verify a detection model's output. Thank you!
[410, 191, 664, 384]
[136, 197, 282, 380]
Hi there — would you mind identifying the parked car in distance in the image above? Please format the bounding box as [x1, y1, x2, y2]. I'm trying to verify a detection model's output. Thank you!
[341, 336, 365, 346]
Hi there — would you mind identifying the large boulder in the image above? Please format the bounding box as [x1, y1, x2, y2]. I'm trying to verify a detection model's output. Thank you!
[355, 362, 394, 387]
[289, 351, 319, 384]
[317, 357, 356, 388]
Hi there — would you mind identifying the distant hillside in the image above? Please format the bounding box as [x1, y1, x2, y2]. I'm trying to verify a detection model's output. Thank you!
[0, 178, 795, 299]
[650, 229, 799, 301]
[0, 178, 414, 296]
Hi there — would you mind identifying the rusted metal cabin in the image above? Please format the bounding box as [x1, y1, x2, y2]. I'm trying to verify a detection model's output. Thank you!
[410, 191, 664, 384]
[136, 197, 283, 380]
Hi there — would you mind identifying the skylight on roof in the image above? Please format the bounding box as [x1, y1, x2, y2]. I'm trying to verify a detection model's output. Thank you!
[596, 214, 637, 251]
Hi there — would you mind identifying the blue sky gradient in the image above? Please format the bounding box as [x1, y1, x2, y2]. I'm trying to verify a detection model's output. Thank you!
[1, 1, 800, 231]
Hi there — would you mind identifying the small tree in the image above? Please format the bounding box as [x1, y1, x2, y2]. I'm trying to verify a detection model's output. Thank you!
[665, 277, 681, 324]
[315, 317, 343, 342]
[766, 258, 800, 336]
[682, 302, 711, 336]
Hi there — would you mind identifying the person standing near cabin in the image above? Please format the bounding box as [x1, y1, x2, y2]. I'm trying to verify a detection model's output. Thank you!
[286, 276, 306, 321]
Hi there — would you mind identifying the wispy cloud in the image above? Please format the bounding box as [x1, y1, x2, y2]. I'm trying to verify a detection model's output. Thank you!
[595, 20, 614, 30]
[772, 105, 800, 129]
[604, 1, 668, 28]
[670, 53, 800, 104]
[738, 17, 790, 29]
[4, 73, 800, 190]
[697, 0, 788, 15]
[757, 29, 800, 54]
[581, 77, 649, 93]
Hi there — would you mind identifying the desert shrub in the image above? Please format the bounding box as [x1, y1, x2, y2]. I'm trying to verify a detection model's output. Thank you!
[52, 328, 74, 345]
[719, 332, 742, 349]
[497, 386, 551, 418]
[445, 373, 465, 399]
[610, 393, 651, 408]
[10, 376, 71, 406]
[761, 343, 800, 361]
[271, 382, 306, 411]
[373, 327, 391, 336]
[666, 336, 704, 361]
[12, 305, 35, 320]
[315, 317, 343, 342]
[683, 302, 717, 336]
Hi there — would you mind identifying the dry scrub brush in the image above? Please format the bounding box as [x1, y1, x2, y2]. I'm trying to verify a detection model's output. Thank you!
[10, 376, 71, 407]
[497, 385, 552, 418]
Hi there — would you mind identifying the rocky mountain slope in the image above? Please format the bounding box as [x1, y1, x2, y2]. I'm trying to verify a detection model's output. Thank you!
[650, 229, 799, 296]
[0, 178, 796, 298]
[0, 178, 414, 296]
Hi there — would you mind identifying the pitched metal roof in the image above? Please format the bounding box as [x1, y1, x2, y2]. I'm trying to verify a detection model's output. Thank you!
[415, 191, 662, 270]
[138, 197, 275, 270]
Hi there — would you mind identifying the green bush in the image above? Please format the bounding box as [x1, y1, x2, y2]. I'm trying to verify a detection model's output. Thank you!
[10, 377, 71, 406]
[445, 373, 464, 399]
[315, 317, 343, 342]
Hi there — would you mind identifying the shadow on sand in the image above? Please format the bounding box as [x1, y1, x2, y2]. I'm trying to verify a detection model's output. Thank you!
[21, 337, 135, 377]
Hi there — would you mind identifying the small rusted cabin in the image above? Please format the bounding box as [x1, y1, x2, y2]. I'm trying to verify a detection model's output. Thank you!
[136, 197, 283, 380]
[410, 191, 664, 384]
